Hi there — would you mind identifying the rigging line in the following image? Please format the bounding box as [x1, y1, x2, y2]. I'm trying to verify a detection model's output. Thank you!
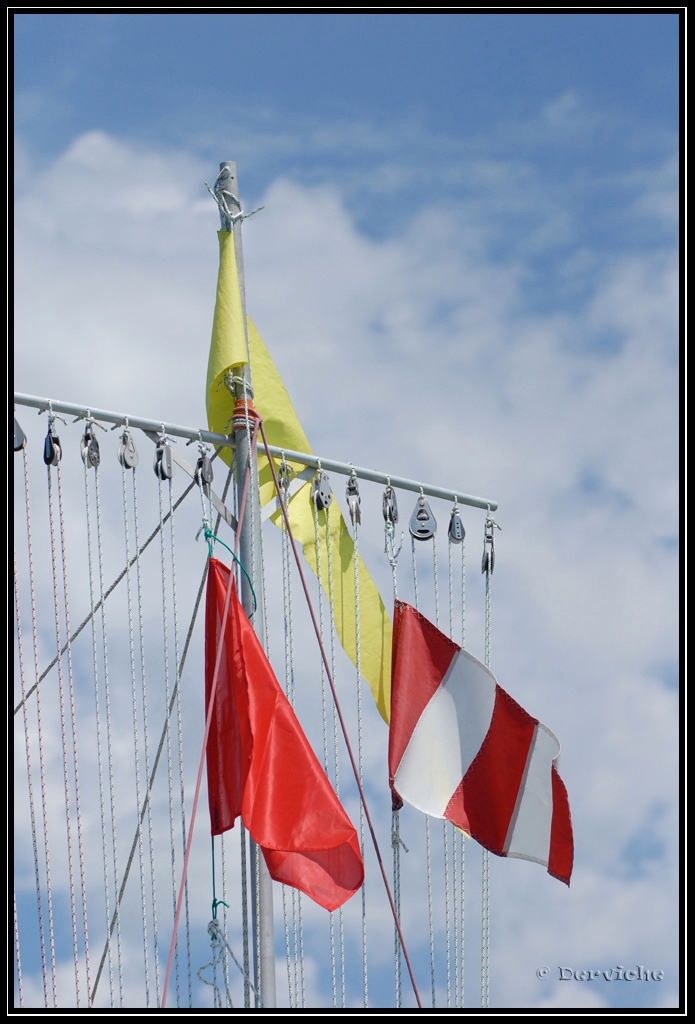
[161, 546, 237, 1010]
[481, 554, 492, 1009]
[259, 419, 423, 1009]
[83, 459, 116, 1006]
[350, 499, 368, 1009]
[15, 482, 197, 717]
[157, 475, 182, 1008]
[310, 480, 336, 1007]
[89, 560, 208, 1006]
[49, 461, 82, 1006]
[392, 811, 402, 1009]
[32, 466, 59, 1007]
[161, 450, 254, 1010]
[323, 499, 339, 1003]
[13, 888, 23, 1008]
[93, 464, 125, 1005]
[331, 507, 347, 1010]
[13, 554, 47, 1006]
[59, 455, 93, 1006]
[167, 478, 194, 1007]
[132, 460, 162, 1005]
[121, 460, 152, 1005]
[411, 533, 435, 1007]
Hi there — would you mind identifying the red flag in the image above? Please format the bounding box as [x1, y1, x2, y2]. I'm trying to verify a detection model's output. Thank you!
[205, 557, 364, 911]
[389, 601, 573, 885]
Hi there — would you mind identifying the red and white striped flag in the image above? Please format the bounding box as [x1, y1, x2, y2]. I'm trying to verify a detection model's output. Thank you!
[389, 601, 573, 884]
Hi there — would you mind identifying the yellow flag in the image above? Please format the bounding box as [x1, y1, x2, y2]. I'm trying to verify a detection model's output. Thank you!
[206, 231, 392, 722]
[206, 230, 249, 433]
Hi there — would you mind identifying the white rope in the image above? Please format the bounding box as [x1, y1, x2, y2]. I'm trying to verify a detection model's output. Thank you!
[49, 459, 83, 1006]
[279, 465, 299, 1010]
[27, 453, 60, 1010]
[14, 543, 50, 1006]
[326, 500, 347, 1008]
[13, 888, 23, 1008]
[311, 482, 338, 1007]
[131, 465, 162, 1005]
[13, 557, 41, 1008]
[239, 822, 251, 1008]
[448, 518, 467, 1007]
[219, 833, 231, 1005]
[93, 460, 125, 1005]
[392, 811, 403, 1008]
[459, 532, 466, 1008]
[411, 530, 436, 1006]
[167, 477, 193, 1007]
[157, 476, 181, 1007]
[350, 499, 369, 1009]
[481, 543, 492, 1008]
[411, 535, 419, 609]
[120, 459, 152, 1005]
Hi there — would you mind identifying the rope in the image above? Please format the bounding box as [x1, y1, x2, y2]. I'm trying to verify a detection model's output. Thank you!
[279, 471, 305, 1010]
[13, 554, 45, 1006]
[350, 498, 369, 1009]
[13, 889, 23, 1008]
[481, 553, 492, 1008]
[93, 460, 125, 1005]
[49, 460, 81, 1006]
[411, 528, 435, 1007]
[311, 484, 337, 1006]
[132, 463, 162, 1005]
[167, 478, 193, 1007]
[411, 535, 419, 608]
[392, 811, 402, 1008]
[160, 545, 236, 1009]
[328, 501, 347, 1007]
[90, 559, 208, 1005]
[14, 544, 50, 1006]
[14, 482, 197, 717]
[158, 475, 181, 1007]
[25, 449, 58, 1007]
[259, 420, 423, 1008]
[120, 458, 152, 1005]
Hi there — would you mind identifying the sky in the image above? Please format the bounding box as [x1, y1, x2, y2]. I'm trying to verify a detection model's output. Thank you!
[13, 11, 681, 1012]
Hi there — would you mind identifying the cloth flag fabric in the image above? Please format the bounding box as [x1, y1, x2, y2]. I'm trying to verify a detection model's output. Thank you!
[206, 228, 392, 722]
[205, 556, 364, 911]
[389, 600, 573, 884]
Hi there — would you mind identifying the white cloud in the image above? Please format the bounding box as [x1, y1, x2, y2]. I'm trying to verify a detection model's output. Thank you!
[14, 130, 679, 1009]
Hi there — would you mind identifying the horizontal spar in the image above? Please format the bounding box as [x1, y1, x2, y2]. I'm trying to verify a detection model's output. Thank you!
[14, 392, 498, 511]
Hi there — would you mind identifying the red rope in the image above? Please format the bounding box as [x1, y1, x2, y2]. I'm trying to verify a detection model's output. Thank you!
[258, 419, 422, 1009]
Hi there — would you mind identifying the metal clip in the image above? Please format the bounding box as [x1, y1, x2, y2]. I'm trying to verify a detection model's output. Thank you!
[346, 472, 361, 526]
[43, 422, 62, 466]
[382, 484, 398, 525]
[481, 515, 501, 574]
[448, 503, 465, 544]
[311, 470, 332, 510]
[154, 432, 175, 480]
[14, 416, 26, 452]
[118, 427, 139, 469]
[409, 494, 437, 540]
[81, 423, 101, 469]
[195, 451, 214, 487]
[278, 460, 292, 494]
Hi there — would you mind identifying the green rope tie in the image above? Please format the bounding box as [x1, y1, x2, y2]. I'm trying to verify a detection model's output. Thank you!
[199, 527, 257, 613]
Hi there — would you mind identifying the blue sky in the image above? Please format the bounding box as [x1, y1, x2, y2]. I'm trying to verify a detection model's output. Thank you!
[13, 11, 681, 1012]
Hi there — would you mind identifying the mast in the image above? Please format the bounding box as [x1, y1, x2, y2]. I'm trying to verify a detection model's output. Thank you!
[217, 161, 277, 1009]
